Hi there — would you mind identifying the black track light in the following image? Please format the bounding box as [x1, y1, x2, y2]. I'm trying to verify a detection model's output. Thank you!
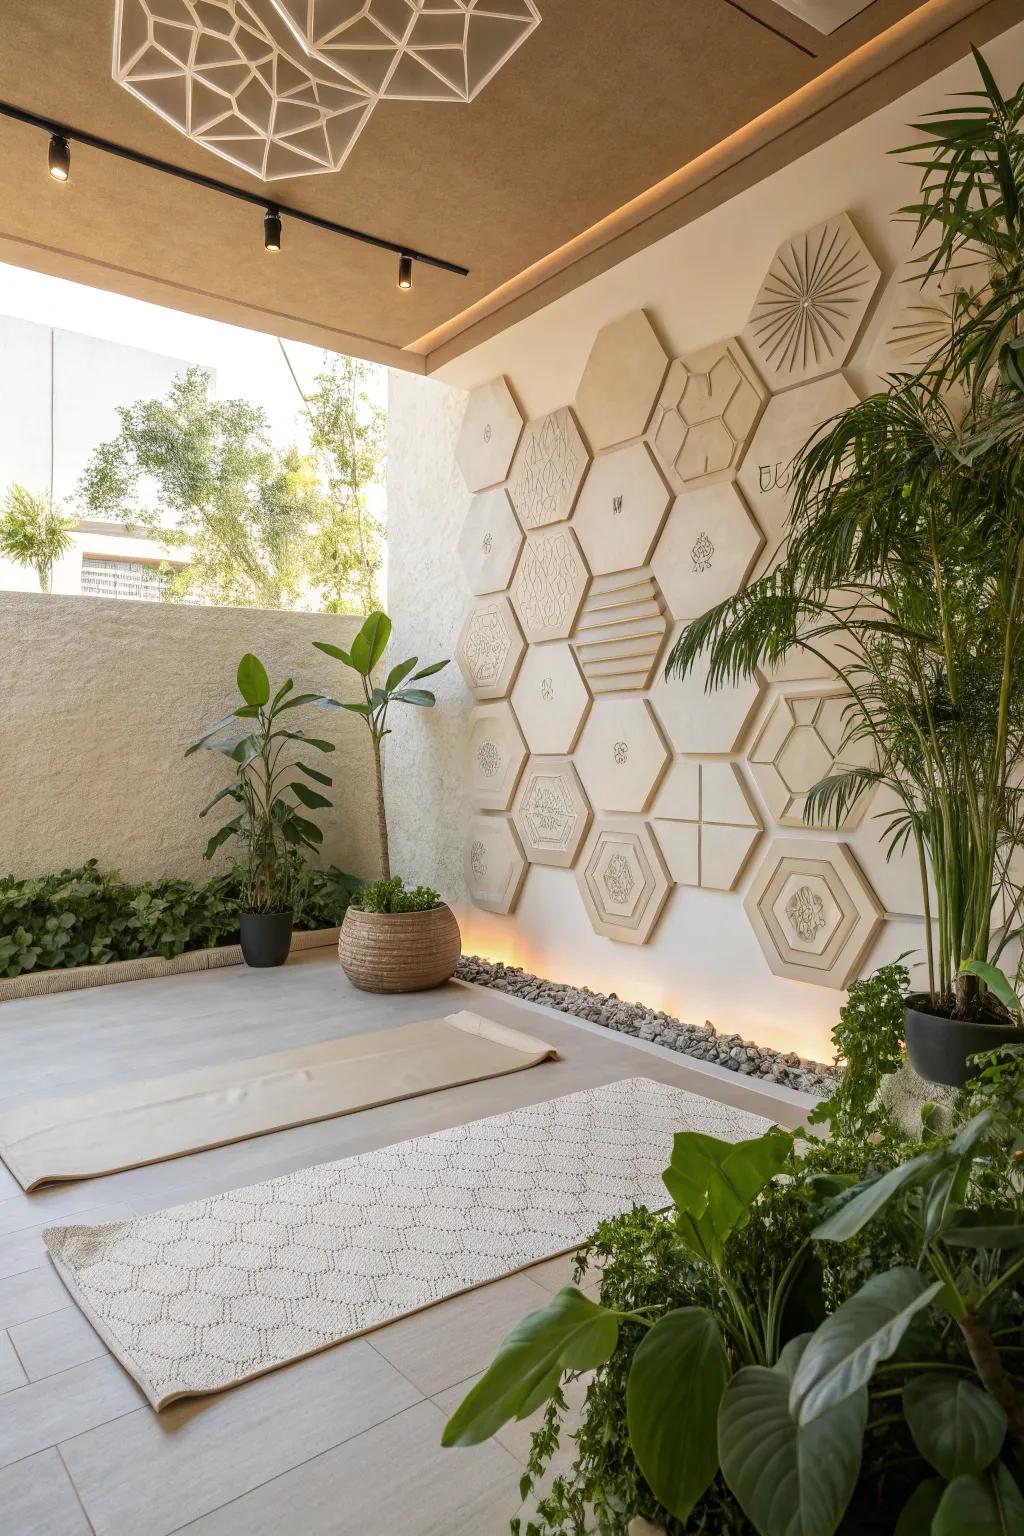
[48, 132, 70, 182]
[398, 252, 412, 290]
[264, 206, 282, 253]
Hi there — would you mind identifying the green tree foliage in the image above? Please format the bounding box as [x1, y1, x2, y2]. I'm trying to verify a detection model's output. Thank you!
[0, 484, 75, 591]
[302, 356, 385, 615]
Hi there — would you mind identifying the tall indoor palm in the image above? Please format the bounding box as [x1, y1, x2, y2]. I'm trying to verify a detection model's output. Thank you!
[0, 484, 74, 592]
[668, 49, 1024, 1023]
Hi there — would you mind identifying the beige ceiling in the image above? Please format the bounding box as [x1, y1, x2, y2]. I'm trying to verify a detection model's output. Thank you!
[0, 0, 1016, 372]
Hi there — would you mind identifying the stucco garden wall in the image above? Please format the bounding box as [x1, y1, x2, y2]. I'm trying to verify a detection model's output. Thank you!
[0, 591, 380, 884]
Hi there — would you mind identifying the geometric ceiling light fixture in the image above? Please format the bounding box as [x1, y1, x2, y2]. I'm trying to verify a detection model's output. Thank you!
[114, 0, 540, 181]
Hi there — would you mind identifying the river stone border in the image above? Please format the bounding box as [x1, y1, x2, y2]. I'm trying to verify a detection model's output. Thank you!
[456, 955, 837, 1095]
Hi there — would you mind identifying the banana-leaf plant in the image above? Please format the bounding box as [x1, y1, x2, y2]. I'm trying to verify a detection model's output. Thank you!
[443, 1119, 1024, 1535]
[313, 612, 448, 879]
[185, 653, 334, 913]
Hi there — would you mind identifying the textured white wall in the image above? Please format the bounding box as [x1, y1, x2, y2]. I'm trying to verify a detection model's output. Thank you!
[385, 29, 1024, 1062]
[0, 592, 380, 884]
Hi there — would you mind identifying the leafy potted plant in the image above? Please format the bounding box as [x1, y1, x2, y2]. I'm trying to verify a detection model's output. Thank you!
[667, 50, 1024, 1087]
[186, 653, 334, 967]
[313, 612, 458, 992]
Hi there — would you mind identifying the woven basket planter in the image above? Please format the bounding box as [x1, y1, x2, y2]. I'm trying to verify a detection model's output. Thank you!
[338, 904, 462, 993]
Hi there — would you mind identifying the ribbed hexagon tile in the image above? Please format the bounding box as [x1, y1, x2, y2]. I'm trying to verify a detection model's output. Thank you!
[510, 642, 591, 754]
[466, 701, 528, 811]
[574, 698, 668, 813]
[507, 407, 590, 529]
[572, 570, 667, 694]
[455, 593, 525, 700]
[455, 377, 524, 493]
[742, 214, 880, 390]
[572, 442, 671, 576]
[652, 760, 762, 890]
[509, 525, 590, 643]
[651, 483, 764, 621]
[576, 818, 671, 945]
[573, 310, 669, 452]
[743, 837, 883, 988]
[652, 624, 764, 754]
[466, 814, 527, 913]
[748, 690, 875, 829]
[650, 340, 765, 491]
[457, 488, 523, 595]
[737, 373, 860, 569]
[512, 756, 593, 868]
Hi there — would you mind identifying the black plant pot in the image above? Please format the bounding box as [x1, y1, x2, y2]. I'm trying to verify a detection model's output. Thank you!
[239, 910, 293, 969]
[904, 1000, 1024, 1089]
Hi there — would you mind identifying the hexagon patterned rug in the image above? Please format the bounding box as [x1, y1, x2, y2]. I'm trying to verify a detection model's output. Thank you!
[44, 1076, 769, 1410]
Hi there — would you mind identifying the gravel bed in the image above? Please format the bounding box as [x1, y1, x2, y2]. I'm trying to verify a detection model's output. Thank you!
[457, 956, 837, 1096]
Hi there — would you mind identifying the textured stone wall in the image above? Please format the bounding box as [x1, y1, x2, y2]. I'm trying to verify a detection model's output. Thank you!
[383, 370, 471, 914]
[0, 591, 380, 883]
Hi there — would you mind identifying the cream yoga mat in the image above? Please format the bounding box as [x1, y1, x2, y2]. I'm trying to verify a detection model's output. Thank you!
[43, 1076, 770, 1409]
[0, 1011, 557, 1192]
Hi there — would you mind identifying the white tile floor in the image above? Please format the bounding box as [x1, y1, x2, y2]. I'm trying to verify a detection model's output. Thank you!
[0, 951, 806, 1534]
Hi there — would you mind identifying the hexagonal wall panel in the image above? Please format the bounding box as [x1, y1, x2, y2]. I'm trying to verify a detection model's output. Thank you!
[466, 702, 528, 811]
[573, 310, 669, 452]
[576, 819, 671, 945]
[651, 624, 764, 754]
[650, 340, 765, 491]
[572, 570, 667, 694]
[749, 690, 875, 829]
[737, 373, 859, 569]
[509, 525, 590, 643]
[457, 488, 522, 595]
[850, 784, 931, 919]
[455, 377, 524, 493]
[652, 760, 762, 890]
[466, 814, 527, 914]
[512, 756, 592, 869]
[455, 593, 525, 700]
[572, 443, 671, 576]
[574, 699, 668, 814]
[510, 642, 591, 755]
[651, 483, 764, 621]
[743, 837, 883, 988]
[507, 407, 590, 530]
[742, 214, 881, 390]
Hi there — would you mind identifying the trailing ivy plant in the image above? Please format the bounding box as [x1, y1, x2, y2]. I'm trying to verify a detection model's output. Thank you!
[186, 653, 335, 913]
[443, 1116, 1024, 1535]
[810, 960, 910, 1141]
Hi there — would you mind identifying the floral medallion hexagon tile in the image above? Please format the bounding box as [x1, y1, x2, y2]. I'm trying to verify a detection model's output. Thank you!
[575, 818, 671, 945]
[465, 814, 528, 914]
[743, 836, 883, 988]
[466, 701, 528, 812]
[455, 593, 526, 700]
[512, 756, 593, 869]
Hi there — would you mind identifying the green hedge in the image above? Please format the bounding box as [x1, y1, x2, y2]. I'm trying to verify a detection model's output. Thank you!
[0, 861, 361, 979]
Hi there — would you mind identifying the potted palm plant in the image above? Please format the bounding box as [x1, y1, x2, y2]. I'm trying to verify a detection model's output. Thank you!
[668, 49, 1024, 1087]
[313, 612, 460, 992]
[186, 653, 334, 967]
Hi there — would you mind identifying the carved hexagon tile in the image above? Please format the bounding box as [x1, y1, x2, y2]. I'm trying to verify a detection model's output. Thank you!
[743, 837, 883, 989]
[455, 593, 525, 700]
[507, 407, 590, 530]
[574, 698, 668, 814]
[509, 525, 590, 643]
[742, 214, 881, 390]
[737, 373, 860, 569]
[651, 483, 764, 621]
[748, 690, 875, 829]
[573, 310, 669, 452]
[465, 814, 527, 914]
[652, 760, 763, 891]
[572, 442, 671, 576]
[510, 642, 591, 755]
[512, 756, 593, 868]
[650, 340, 766, 491]
[457, 488, 523, 595]
[466, 702, 528, 811]
[455, 377, 524, 493]
[576, 818, 671, 945]
[651, 624, 765, 754]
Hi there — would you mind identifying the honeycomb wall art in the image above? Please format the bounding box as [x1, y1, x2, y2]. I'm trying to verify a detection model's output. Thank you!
[451, 234, 898, 972]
